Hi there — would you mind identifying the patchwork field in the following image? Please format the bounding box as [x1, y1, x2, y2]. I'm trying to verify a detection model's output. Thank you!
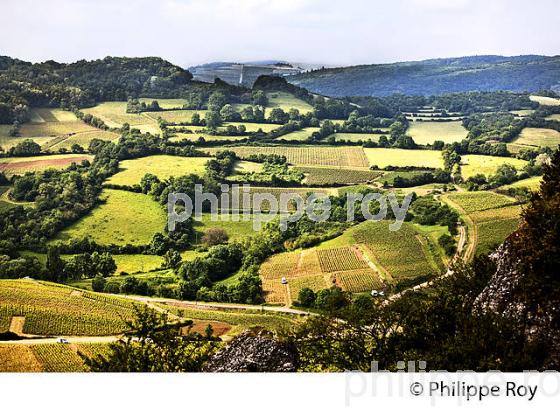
[460, 155, 527, 179]
[363, 148, 444, 169]
[106, 155, 209, 186]
[205, 146, 370, 168]
[0, 279, 139, 336]
[295, 166, 383, 185]
[511, 127, 560, 149]
[52, 189, 166, 246]
[0, 154, 94, 176]
[406, 121, 468, 145]
[169, 133, 246, 142]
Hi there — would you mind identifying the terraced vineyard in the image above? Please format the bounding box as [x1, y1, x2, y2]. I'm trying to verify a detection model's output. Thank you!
[296, 166, 382, 185]
[317, 246, 369, 272]
[353, 221, 440, 281]
[31, 345, 87, 372]
[0, 280, 139, 336]
[260, 245, 383, 304]
[205, 146, 370, 168]
[337, 269, 383, 293]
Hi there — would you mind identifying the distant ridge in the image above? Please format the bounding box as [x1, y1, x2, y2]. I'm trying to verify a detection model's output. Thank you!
[287, 55, 560, 97]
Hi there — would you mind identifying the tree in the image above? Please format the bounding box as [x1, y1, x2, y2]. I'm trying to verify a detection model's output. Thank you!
[219, 104, 236, 121]
[46, 246, 65, 282]
[82, 307, 218, 372]
[207, 91, 227, 111]
[191, 112, 201, 125]
[163, 250, 182, 270]
[201, 227, 229, 246]
[92, 275, 107, 292]
[9, 139, 41, 156]
[92, 252, 117, 277]
[252, 90, 268, 106]
[298, 288, 316, 307]
[205, 110, 222, 129]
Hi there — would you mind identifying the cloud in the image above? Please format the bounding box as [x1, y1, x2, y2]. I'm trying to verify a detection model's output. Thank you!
[0, 0, 558, 67]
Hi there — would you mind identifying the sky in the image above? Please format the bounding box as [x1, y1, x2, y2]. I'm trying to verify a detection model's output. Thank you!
[1, 0, 559, 68]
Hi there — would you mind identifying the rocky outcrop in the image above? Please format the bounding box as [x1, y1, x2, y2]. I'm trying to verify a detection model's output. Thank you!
[204, 330, 298, 372]
[473, 240, 560, 369]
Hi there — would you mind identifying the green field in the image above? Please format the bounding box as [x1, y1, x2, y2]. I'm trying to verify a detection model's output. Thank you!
[52, 189, 166, 246]
[106, 155, 209, 186]
[546, 114, 560, 121]
[445, 191, 517, 213]
[0, 279, 139, 335]
[407, 121, 468, 145]
[192, 213, 259, 243]
[363, 148, 444, 169]
[460, 155, 528, 179]
[511, 127, 560, 149]
[501, 176, 542, 191]
[265, 91, 314, 115]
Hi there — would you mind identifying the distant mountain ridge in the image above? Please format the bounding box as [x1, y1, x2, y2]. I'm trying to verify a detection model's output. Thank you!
[288, 55, 560, 97]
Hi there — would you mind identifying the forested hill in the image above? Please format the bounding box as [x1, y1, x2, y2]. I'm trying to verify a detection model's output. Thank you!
[288, 55, 560, 97]
[0, 56, 240, 124]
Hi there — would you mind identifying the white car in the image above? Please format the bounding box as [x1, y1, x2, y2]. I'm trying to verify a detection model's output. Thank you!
[56, 338, 69, 344]
[281, 277, 288, 284]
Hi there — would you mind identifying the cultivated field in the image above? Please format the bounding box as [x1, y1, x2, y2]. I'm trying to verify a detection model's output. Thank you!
[530, 95, 560, 106]
[106, 155, 209, 186]
[192, 213, 259, 243]
[169, 133, 246, 142]
[363, 148, 444, 169]
[460, 155, 527, 179]
[52, 189, 166, 246]
[0, 280, 138, 336]
[511, 127, 560, 149]
[0, 154, 94, 176]
[205, 146, 370, 168]
[406, 121, 468, 145]
[295, 166, 383, 185]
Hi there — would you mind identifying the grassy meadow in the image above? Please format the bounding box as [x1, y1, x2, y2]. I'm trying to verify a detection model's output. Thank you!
[460, 155, 527, 179]
[406, 121, 468, 145]
[106, 155, 209, 186]
[512, 127, 560, 149]
[52, 189, 166, 246]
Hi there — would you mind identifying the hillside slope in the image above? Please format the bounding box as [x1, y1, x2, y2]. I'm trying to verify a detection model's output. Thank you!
[289, 55, 560, 97]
